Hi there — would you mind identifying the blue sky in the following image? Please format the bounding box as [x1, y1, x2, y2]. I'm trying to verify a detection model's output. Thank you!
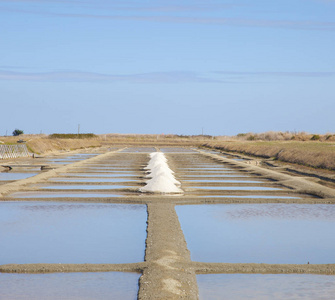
[1, 0, 334, 136]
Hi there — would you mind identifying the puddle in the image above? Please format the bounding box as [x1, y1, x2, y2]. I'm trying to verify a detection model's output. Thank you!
[176, 204, 335, 264]
[0, 272, 139, 300]
[9, 192, 124, 198]
[0, 202, 146, 264]
[190, 186, 283, 191]
[0, 172, 38, 181]
[197, 274, 335, 300]
[49, 178, 138, 183]
[39, 185, 135, 190]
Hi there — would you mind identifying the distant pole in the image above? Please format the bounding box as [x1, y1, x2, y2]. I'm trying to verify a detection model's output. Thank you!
[78, 124, 80, 137]
[202, 127, 204, 135]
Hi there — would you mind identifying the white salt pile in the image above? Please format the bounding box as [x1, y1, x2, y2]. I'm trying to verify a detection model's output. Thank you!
[140, 152, 183, 193]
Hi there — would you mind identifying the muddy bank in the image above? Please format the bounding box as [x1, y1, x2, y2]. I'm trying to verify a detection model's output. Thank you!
[0, 263, 144, 273]
[193, 262, 335, 275]
[197, 150, 335, 199]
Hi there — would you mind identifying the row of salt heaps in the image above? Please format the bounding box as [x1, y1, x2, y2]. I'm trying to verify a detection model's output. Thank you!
[140, 152, 183, 194]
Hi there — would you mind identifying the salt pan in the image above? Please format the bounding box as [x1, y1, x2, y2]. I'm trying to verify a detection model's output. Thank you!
[140, 153, 183, 194]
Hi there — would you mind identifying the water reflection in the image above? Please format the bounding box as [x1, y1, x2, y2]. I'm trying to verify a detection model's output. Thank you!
[191, 186, 283, 191]
[49, 177, 138, 183]
[197, 274, 335, 300]
[176, 204, 335, 264]
[0, 172, 38, 181]
[9, 192, 124, 198]
[0, 272, 139, 300]
[40, 185, 135, 190]
[0, 202, 146, 264]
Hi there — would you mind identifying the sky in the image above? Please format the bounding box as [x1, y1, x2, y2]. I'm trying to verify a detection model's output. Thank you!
[1, 0, 334, 136]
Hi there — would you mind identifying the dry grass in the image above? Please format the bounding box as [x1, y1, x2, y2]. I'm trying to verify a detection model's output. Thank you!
[204, 140, 335, 171]
[100, 133, 213, 146]
[0, 134, 212, 154]
[2, 133, 334, 171]
[0, 135, 103, 154]
[229, 131, 335, 142]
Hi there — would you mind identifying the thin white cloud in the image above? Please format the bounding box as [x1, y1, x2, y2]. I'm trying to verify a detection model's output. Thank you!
[1, 6, 334, 31]
[0, 70, 220, 83]
[0, 0, 335, 31]
[0, 0, 242, 12]
[215, 71, 335, 77]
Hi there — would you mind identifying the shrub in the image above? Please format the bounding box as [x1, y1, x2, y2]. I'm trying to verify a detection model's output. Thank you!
[12, 129, 24, 136]
[247, 135, 256, 141]
[311, 134, 320, 141]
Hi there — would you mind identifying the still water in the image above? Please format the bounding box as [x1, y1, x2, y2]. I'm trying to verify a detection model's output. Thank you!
[0, 172, 38, 181]
[8, 192, 124, 198]
[197, 274, 335, 300]
[0, 272, 139, 300]
[0, 202, 146, 264]
[176, 204, 335, 264]
[39, 184, 134, 190]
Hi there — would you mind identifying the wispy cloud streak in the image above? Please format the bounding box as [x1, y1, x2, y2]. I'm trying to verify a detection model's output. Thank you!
[0, 70, 220, 83]
[215, 71, 335, 77]
[1, 5, 335, 31]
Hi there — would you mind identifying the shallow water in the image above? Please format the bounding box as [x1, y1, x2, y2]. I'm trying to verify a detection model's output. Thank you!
[0, 202, 146, 264]
[121, 147, 156, 152]
[197, 274, 335, 300]
[160, 148, 197, 153]
[182, 174, 251, 178]
[190, 186, 283, 191]
[198, 195, 302, 199]
[176, 204, 335, 264]
[49, 177, 138, 183]
[60, 173, 138, 178]
[67, 170, 137, 174]
[40, 184, 135, 190]
[9, 192, 124, 198]
[0, 172, 38, 181]
[0, 272, 139, 300]
[184, 180, 264, 183]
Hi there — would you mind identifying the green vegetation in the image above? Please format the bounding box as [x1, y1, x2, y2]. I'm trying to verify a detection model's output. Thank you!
[12, 129, 24, 136]
[311, 134, 320, 141]
[49, 133, 97, 139]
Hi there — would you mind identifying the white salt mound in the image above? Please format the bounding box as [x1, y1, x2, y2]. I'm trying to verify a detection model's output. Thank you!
[140, 152, 183, 194]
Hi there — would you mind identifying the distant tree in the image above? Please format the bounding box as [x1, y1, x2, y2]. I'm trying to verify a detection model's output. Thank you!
[12, 129, 24, 136]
